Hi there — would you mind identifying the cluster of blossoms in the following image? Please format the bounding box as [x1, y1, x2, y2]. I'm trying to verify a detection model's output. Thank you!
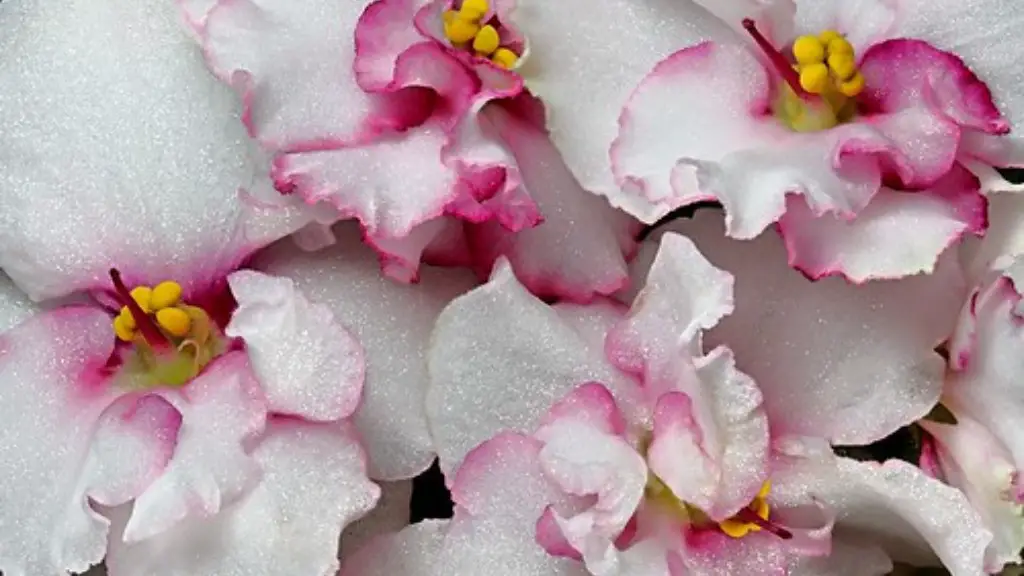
[1, 0, 1023, 574]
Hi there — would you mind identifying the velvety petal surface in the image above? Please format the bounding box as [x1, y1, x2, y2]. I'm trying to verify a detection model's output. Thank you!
[0, 273, 38, 333]
[107, 419, 380, 576]
[122, 352, 267, 542]
[507, 0, 738, 220]
[427, 259, 635, 475]
[340, 479, 413, 557]
[779, 165, 987, 282]
[226, 270, 365, 421]
[0, 0, 290, 301]
[341, 519, 447, 576]
[464, 106, 638, 303]
[254, 231, 478, 479]
[0, 309, 175, 576]
[655, 213, 963, 444]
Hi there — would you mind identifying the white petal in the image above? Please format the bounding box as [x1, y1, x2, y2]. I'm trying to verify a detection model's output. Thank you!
[227, 270, 365, 421]
[0, 0, 284, 300]
[123, 352, 267, 542]
[254, 230, 478, 479]
[341, 520, 448, 576]
[340, 480, 413, 558]
[0, 273, 38, 333]
[426, 259, 635, 475]
[107, 419, 380, 576]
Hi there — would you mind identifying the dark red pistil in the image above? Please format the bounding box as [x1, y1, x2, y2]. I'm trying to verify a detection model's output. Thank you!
[109, 268, 171, 349]
[741, 18, 810, 100]
[734, 507, 793, 540]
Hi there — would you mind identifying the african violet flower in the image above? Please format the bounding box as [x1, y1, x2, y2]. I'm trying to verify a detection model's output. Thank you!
[186, 0, 638, 302]
[464, 0, 1019, 282]
[342, 215, 990, 574]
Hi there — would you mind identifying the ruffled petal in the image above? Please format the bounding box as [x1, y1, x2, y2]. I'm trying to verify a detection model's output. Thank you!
[226, 270, 365, 421]
[815, 458, 990, 576]
[107, 419, 379, 576]
[613, 41, 888, 236]
[463, 106, 638, 303]
[779, 164, 987, 282]
[177, 0, 219, 36]
[340, 519, 447, 576]
[353, 0, 432, 92]
[340, 480, 413, 557]
[961, 192, 1024, 287]
[680, 530, 788, 575]
[606, 232, 733, 375]
[0, 0, 287, 301]
[122, 352, 267, 542]
[426, 259, 634, 475]
[922, 416, 1024, 572]
[505, 0, 738, 219]
[660, 213, 963, 444]
[0, 273, 38, 333]
[534, 385, 647, 572]
[0, 308, 176, 575]
[254, 231, 478, 479]
[945, 276, 1024, 471]
[880, 0, 1024, 167]
[789, 540, 893, 576]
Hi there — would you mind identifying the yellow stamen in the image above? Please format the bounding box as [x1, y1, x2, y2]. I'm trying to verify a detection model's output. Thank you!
[818, 30, 842, 45]
[130, 286, 153, 313]
[156, 307, 192, 338]
[798, 63, 830, 94]
[118, 306, 137, 331]
[150, 281, 182, 311]
[792, 35, 825, 65]
[473, 24, 500, 55]
[459, 0, 488, 20]
[827, 36, 854, 56]
[443, 11, 480, 44]
[827, 52, 856, 81]
[719, 480, 773, 539]
[839, 71, 865, 97]
[491, 47, 518, 69]
[113, 315, 136, 342]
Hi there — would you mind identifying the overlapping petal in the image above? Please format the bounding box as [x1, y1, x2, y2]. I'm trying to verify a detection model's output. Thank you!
[107, 419, 379, 576]
[655, 213, 963, 444]
[254, 230, 478, 479]
[226, 270, 365, 422]
[0, 273, 38, 334]
[122, 352, 267, 543]
[0, 0, 296, 301]
[779, 164, 987, 282]
[426, 259, 636, 475]
[340, 480, 413, 557]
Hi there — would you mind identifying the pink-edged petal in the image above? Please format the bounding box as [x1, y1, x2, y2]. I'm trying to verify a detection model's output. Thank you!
[0, 308, 177, 576]
[253, 229, 478, 479]
[779, 164, 987, 282]
[606, 232, 733, 375]
[646, 348, 769, 521]
[504, 0, 738, 219]
[436, 432, 583, 575]
[538, 381, 628, 437]
[367, 217, 464, 283]
[177, 0, 219, 36]
[426, 259, 636, 475]
[340, 480, 413, 557]
[882, 0, 1024, 167]
[0, 273, 38, 333]
[815, 458, 990, 576]
[534, 390, 647, 572]
[202, 0, 422, 150]
[122, 352, 267, 542]
[226, 270, 364, 421]
[463, 106, 639, 303]
[961, 192, 1024, 285]
[341, 519, 447, 576]
[793, 0, 898, 55]
[354, 0, 431, 91]
[107, 418, 380, 576]
[922, 416, 1024, 572]
[662, 212, 964, 444]
[945, 276, 1024, 471]
[0, 0, 287, 301]
[789, 541, 893, 576]
[613, 41, 888, 237]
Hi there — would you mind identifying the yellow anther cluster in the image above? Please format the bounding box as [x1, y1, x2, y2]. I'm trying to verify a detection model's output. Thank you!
[442, 0, 518, 69]
[719, 481, 772, 538]
[792, 31, 865, 98]
[113, 280, 195, 342]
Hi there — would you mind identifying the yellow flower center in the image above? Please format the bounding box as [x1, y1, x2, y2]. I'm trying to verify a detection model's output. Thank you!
[442, 0, 519, 69]
[776, 30, 865, 132]
[110, 275, 224, 389]
[717, 481, 772, 538]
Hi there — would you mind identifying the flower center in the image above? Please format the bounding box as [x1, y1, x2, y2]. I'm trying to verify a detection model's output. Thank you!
[109, 269, 225, 389]
[442, 0, 519, 69]
[643, 469, 790, 540]
[742, 19, 865, 133]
